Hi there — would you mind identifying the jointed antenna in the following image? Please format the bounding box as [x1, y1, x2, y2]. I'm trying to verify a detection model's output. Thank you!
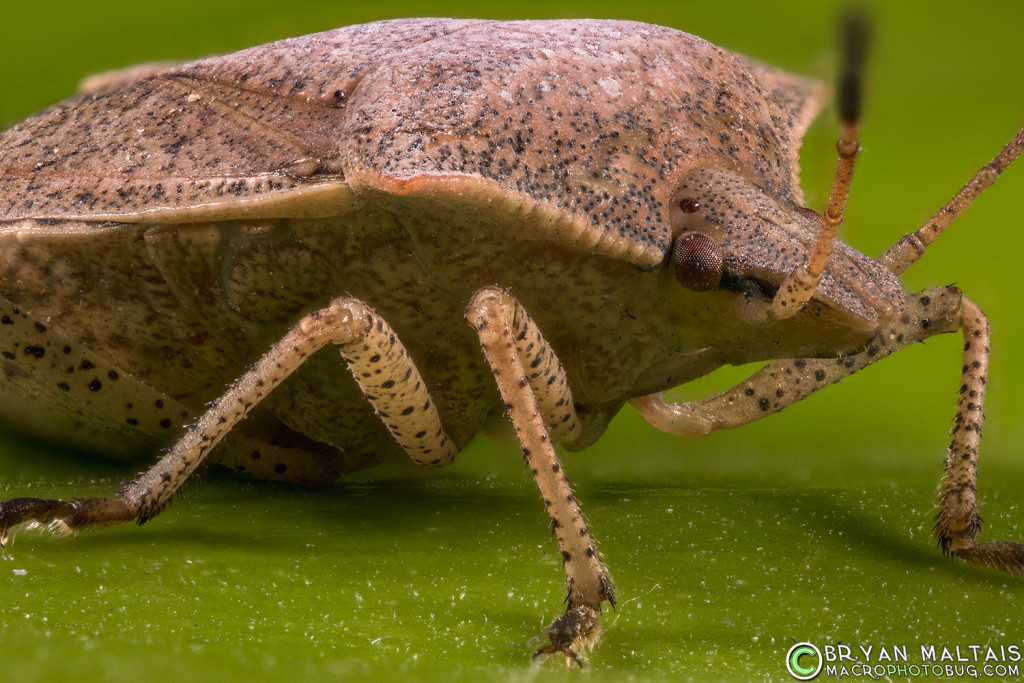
[879, 128, 1024, 276]
[772, 11, 869, 318]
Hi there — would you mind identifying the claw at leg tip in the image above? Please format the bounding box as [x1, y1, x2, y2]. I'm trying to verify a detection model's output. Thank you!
[532, 643, 583, 668]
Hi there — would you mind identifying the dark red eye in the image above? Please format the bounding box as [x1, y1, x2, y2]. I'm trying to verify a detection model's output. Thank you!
[672, 233, 723, 291]
[679, 198, 701, 213]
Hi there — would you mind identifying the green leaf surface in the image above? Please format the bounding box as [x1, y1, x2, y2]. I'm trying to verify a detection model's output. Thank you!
[3, 2, 1024, 682]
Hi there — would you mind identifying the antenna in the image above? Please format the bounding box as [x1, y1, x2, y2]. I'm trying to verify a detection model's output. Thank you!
[772, 10, 869, 318]
[879, 128, 1024, 275]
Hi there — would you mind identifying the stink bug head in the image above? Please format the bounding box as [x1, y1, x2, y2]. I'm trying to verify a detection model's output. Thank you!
[658, 164, 906, 369]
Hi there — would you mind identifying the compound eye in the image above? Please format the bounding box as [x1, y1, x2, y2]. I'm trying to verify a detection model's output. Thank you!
[672, 233, 723, 291]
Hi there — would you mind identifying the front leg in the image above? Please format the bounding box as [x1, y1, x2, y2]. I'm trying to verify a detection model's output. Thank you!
[936, 297, 1024, 572]
[631, 287, 965, 435]
[465, 287, 614, 665]
[633, 285, 1024, 575]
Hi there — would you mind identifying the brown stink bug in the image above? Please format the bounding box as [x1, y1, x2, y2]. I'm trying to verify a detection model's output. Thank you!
[0, 17, 1022, 664]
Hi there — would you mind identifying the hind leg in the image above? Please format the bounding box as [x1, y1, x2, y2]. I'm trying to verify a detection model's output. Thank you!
[0, 297, 457, 542]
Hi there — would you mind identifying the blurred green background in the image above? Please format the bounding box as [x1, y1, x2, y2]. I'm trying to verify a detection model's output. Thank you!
[2, 1, 1023, 681]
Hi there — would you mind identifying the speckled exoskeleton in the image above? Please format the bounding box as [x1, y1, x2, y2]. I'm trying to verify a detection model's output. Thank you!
[0, 18, 1022, 663]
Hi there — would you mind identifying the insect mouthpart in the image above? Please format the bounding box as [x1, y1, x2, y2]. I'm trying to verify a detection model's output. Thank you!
[717, 270, 778, 301]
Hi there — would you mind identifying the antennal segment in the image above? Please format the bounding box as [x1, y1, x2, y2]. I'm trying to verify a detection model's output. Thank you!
[879, 128, 1024, 276]
[772, 10, 870, 319]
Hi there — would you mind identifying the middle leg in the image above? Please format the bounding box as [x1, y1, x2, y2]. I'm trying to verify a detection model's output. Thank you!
[465, 286, 614, 664]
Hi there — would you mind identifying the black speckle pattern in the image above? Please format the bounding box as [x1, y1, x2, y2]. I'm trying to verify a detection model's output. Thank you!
[0, 19, 820, 267]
